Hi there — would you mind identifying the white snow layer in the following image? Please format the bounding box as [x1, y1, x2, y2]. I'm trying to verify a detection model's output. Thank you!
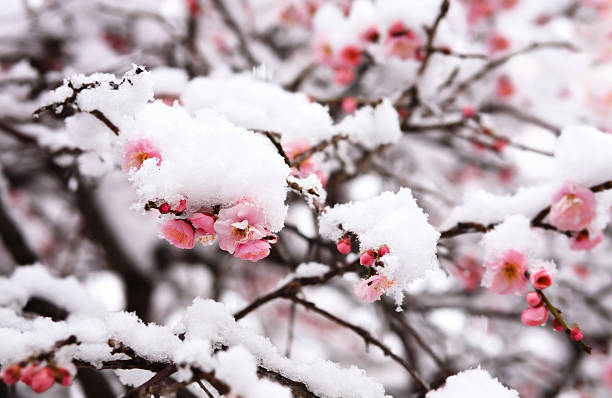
[426, 368, 520, 398]
[319, 188, 440, 304]
[181, 74, 336, 145]
[444, 125, 612, 228]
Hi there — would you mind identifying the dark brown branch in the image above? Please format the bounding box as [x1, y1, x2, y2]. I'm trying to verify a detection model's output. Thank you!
[210, 0, 257, 67]
[257, 367, 321, 398]
[443, 41, 577, 107]
[480, 102, 561, 136]
[288, 296, 431, 391]
[418, 0, 450, 76]
[234, 260, 360, 320]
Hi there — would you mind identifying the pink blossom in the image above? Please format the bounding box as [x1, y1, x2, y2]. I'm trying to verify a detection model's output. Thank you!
[362, 26, 379, 43]
[30, 367, 55, 393]
[360, 250, 376, 266]
[496, 75, 514, 98]
[462, 106, 475, 118]
[338, 45, 362, 67]
[530, 269, 552, 290]
[283, 139, 327, 186]
[20, 364, 39, 385]
[454, 255, 484, 292]
[570, 326, 583, 341]
[188, 213, 215, 234]
[234, 240, 271, 262]
[160, 220, 195, 249]
[314, 39, 334, 66]
[386, 34, 421, 60]
[353, 274, 394, 302]
[570, 229, 603, 251]
[1, 364, 20, 385]
[214, 199, 268, 254]
[283, 138, 311, 161]
[189, 212, 216, 245]
[549, 182, 597, 231]
[122, 138, 162, 172]
[378, 245, 390, 257]
[521, 305, 549, 326]
[57, 367, 72, 387]
[341, 97, 358, 113]
[482, 249, 528, 295]
[525, 291, 542, 307]
[489, 34, 510, 53]
[334, 67, 355, 85]
[336, 236, 352, 254]
[552, 318, 564, 332]
[159, 203, 171, 214]
[175, 199, 186, 213]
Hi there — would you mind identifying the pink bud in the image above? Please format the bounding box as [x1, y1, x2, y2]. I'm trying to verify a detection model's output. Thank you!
[56, 367, 72, 387]
[570, 327, 583, 341]
[496, 75, 514, 98]
[378, 245, 390, 257]
[339, 46, 362, 67]
[552, 318, 564, 332]
[341, 97, 358, 113]
[521, 305, 549, 326]
[175, 199, 186, 213]
[30, 367, 55, 393]
[525, 291, 541, 307]
[336, 236, 352, 254]
[20, 364, 39, 386]
[334, 67, 355, 85]
[530, 269, 552, 290]
[462, 106, 475, 118]
[159, 203, 171, 214]
[1, 364, 21, 385]
[360, 250, 375, 267]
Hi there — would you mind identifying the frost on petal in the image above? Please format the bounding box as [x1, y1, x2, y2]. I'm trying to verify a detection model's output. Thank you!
[426, 368, 519, 398]
[319, 188, 440, 305]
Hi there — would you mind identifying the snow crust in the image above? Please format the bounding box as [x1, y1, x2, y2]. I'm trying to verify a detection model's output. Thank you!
[319, 188, 440, 304]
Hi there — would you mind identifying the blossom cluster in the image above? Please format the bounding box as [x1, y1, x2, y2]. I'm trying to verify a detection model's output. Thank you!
[1, 362, 74, 393]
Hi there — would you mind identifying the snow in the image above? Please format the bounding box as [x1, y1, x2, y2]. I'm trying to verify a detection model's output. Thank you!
[181, 74, 336, 145]
[480, 215, 544, 260]
[178, 298, 390, 398]
[426, 368, 520, 398]
[124, 104, 291, 231]
[0, 264, 106, 316]
[319, 188, 440, 304]
[337, 99, 403, 150]
[443, 125, 612, 228]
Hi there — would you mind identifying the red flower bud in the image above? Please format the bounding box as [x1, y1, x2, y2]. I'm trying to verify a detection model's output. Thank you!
[336, 237, 352, 255]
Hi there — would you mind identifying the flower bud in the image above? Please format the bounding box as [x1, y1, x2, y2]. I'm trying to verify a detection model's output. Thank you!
[525, 291, 541, 307]
[336, 237, 352, 255]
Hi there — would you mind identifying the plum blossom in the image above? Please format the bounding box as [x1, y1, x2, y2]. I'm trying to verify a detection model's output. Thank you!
[525, 291, 541, 307]
[482, 249, 528, 294]
[570, 326, 583, 341]
[188, 212, 216, 245]
[283, 139, 327, 186]
[1, 364, 20, 385]
[529, 269, 552, 290]
[549, 181, 597, 232]
[334, 66, 355, 85]
[314, 39, 334, 66]
[338, 45, 362, 67]
[570, 229, 603, 251]
[122, 138, 162, 171]
[353, 274, 394, 302]
[30, 367, 55, 393]
[160, 219, 195, 249]
[336, 236, 352, 254]
[214, 199, 271, 260]
[234, 239, 271, 262]
[453, 255, 484, 292]
[521, 305, 549, 326]
[385, 22, 422, 60]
